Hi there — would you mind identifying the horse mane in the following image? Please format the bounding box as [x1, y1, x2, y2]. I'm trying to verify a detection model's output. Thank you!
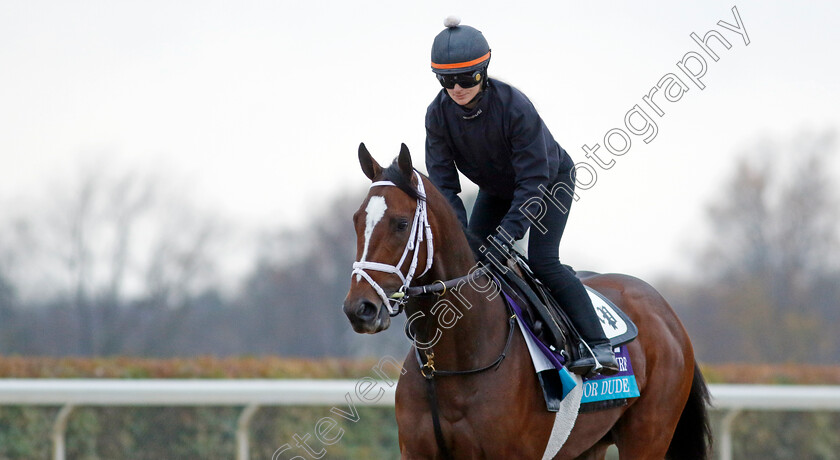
[382, 160, 483, 260]
[382, 161, 424, 202]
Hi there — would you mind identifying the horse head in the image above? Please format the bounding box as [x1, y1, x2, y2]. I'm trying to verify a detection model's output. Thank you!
[342, 143, 434, 334]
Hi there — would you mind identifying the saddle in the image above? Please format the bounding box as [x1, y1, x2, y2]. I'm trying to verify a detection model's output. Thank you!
[491, 254, 576, 361]
[485, 249, 638, 410]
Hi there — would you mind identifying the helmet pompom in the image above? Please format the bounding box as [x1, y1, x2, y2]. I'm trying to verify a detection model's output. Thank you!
[444, 16, 461, 28]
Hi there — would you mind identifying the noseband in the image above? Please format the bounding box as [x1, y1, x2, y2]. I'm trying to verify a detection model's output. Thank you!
[351, 170, 434, 315]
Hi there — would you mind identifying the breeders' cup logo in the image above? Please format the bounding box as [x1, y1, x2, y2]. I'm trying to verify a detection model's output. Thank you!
[597, 305, 618, 330]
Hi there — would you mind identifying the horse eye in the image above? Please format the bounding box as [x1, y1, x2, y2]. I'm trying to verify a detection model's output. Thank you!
[396, 219, 409, 231]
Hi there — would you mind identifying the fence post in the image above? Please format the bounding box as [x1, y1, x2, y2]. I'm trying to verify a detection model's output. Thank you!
[718, 408, 741, 460]
[52, 404, 75, 460]
[236, 404, 260, 460]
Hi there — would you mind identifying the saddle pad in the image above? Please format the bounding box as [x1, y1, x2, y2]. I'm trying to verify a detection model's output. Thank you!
[580, 345, 640, 405]
[512, 293, 638, 459]
[579, 288, 641, 406]
[510, 284, 641, 407]
[586, 286, 638, 348]
[506, 281, 641, 455]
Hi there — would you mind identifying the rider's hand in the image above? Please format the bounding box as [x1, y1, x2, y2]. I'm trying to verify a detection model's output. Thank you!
[488, 233, 513, 257]
[480, 232, 514, 269]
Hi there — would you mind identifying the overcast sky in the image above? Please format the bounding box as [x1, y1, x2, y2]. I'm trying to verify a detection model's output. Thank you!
[1, 1, 838, 281]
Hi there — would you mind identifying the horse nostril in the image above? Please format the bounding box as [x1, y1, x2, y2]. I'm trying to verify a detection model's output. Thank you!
[356, 299, 379, 320]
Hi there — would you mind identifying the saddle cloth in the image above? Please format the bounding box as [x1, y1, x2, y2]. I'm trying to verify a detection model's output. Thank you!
[487, 254, 641, 458]
[490, 253, 640, 410]
[504, 287, 641, 460]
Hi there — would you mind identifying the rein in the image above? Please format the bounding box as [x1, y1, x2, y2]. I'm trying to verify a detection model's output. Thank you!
[399, 266, 489, 298]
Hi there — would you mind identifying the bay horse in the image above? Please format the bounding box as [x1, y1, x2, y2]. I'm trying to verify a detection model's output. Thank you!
[343, 143, 712, 459]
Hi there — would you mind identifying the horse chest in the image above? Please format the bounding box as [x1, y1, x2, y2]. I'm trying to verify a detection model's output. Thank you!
[398, 378, 546, 458]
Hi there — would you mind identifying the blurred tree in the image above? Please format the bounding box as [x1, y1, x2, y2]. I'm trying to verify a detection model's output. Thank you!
[237, 190, 408, 358]
[675, 130, 840, 363]
[0, 163, 228, 356]
[0, 274, 14, 351]
[0, 162, 414, 358]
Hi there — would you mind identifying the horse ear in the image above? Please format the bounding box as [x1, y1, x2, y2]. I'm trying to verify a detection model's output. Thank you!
[358, 142, 382, 181]
[397, 143, 413, 178]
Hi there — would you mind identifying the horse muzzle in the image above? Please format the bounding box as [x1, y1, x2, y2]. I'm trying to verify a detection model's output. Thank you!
[343, 296, 391, 334]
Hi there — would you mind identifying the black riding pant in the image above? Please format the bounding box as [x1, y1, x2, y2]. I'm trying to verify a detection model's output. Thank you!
[468, 171, 609, 345]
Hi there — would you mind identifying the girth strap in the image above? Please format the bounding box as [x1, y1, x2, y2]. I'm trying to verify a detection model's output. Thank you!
[425, 378, 453, 460]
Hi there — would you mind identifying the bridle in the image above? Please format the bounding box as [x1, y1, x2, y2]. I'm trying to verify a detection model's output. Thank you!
[351, 170, 434, 316]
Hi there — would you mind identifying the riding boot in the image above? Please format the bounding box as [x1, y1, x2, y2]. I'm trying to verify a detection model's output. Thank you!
[551, 282, 620, 377]
[568, 342, 620, 377]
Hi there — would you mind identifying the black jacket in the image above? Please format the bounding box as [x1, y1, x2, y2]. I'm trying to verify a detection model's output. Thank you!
[425, 78, 574, 241]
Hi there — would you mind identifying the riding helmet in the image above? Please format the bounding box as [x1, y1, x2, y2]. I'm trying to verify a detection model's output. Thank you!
[431, 16, 491, 77]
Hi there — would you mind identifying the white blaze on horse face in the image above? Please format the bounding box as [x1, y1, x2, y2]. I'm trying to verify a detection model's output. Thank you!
[356, 195, 387, 281]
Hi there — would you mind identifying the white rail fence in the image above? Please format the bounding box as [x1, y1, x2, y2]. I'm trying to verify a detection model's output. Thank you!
[1, 380, 839, 460]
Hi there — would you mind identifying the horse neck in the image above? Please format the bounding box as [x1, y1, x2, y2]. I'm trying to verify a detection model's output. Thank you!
[409, 193, 510, 371]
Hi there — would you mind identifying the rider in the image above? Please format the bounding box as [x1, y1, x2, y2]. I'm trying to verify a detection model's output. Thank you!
[424, 17, 619, 376]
